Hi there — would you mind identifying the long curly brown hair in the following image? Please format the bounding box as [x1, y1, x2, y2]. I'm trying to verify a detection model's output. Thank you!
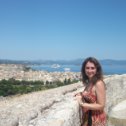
[81, 57, 103, 85]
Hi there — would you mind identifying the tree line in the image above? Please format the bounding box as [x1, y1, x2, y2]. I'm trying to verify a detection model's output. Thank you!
[0, 78, 79, 96]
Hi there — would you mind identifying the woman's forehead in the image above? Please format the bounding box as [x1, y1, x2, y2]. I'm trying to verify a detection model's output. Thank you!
[86, 61, 95, 66]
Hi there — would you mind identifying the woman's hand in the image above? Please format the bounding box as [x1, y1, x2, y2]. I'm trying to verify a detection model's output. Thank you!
[74, 93, 88, 112]
[75, 93, 83, 105]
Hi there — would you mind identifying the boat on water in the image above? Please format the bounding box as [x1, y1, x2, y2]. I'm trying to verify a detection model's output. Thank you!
[64, 68, 71, 72]
[51, 64, 60, 68]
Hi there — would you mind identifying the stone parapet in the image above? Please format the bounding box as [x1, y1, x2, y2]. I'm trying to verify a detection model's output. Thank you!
[0, 82, 83, 126]
[0, 74, 126, 126]
[105, 74, 126, 126]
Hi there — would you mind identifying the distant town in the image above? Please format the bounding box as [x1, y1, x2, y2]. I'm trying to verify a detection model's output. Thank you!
[0, 64, 80, 83]
[0, 59, 126, 83]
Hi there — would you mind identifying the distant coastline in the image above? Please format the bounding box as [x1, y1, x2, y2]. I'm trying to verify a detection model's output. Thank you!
[30, 64, 126, 75]
[1, 58, 126, 65]
[1, 59, 126, 75]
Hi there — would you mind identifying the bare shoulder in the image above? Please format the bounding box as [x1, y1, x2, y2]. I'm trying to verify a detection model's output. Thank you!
[95, 80, 105, 89]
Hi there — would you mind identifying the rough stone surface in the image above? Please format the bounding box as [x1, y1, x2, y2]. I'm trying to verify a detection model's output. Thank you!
[0, 74, 126, 126]
[105, 74, 126, 126]
[0, 82, 83, 126]
[108, 100, 126, 126]
[109, 100, 126, 119]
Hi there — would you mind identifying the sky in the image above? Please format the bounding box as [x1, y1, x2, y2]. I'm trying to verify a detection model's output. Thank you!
[0, 0, 126, 60]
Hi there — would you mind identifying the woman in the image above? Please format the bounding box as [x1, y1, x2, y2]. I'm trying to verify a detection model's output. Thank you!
[75, 57, 106, 126]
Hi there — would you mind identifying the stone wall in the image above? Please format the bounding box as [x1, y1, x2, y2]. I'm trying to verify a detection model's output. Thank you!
[0, 74, 126, 126]
[105, 74, 126, 126]
[0, 82, 83, 126]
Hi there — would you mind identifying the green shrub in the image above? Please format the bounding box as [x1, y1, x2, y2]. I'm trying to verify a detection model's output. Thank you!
[0, 78, 79, 97]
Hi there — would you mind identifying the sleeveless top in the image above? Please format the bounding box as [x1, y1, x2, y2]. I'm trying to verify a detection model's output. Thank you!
[81, 84, 106, 126]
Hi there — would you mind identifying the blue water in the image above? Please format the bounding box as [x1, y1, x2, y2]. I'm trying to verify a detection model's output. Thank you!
[102, 64, 126, 75]
[31, 64, 81, 72]
[30, 64, 126, 75]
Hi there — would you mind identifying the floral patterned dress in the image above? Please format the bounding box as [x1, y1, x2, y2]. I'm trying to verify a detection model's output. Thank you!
[81, 84, 106, 126]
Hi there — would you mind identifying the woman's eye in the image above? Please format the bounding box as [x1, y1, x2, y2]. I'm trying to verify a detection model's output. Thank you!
[86, 67, 95, 70]
[86, 67, 89, 69]
[91, 67, 95, 69]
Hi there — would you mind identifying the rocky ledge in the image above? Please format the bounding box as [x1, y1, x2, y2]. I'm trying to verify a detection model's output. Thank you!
[0, 74, 126, 126]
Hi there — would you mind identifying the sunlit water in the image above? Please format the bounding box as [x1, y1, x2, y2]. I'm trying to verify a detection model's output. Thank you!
[30, 64, 126, 75]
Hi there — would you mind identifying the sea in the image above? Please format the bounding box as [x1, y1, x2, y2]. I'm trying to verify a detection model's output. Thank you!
[30, 64, 126, 75]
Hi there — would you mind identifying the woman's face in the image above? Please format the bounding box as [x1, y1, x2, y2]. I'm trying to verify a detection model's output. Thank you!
[85, 61, 97, 80]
